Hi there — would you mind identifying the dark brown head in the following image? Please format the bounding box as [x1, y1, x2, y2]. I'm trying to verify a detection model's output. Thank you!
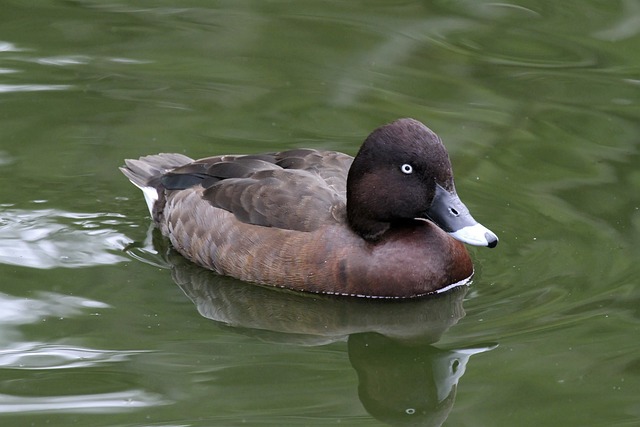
[346, 118, 498, 247]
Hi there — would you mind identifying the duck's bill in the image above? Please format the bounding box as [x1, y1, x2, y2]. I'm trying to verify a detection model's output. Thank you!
[449, 223, 498, 248]
[422, 184, 498, 248]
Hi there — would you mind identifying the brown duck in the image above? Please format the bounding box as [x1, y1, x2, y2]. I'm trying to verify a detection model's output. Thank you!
[121, 118, 497, 298]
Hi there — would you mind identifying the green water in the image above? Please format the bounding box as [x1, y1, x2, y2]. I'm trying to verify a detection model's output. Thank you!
[1, 1, 639, 426]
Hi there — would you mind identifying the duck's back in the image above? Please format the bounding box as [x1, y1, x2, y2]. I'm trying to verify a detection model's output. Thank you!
[159, 149, 353, 232]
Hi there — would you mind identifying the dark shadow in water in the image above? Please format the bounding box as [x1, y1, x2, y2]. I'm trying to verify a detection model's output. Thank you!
[128, 228, 496, 426]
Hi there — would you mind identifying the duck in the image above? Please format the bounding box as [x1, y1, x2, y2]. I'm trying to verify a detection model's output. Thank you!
[121, 118, 497, 298]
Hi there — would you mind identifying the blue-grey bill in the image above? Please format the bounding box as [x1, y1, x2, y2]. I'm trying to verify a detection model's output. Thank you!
[423, 183, 498, 248]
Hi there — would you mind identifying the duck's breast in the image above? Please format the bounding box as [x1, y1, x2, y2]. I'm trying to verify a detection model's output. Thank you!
[162, 189, 472, 298]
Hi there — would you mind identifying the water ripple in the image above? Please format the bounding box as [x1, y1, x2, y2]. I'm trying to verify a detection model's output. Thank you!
[0, 41, 22, 52]
[0, 291, 109, 326]
[0, 342, 148, 370]
[0, 208, 132, 269]
[0, 84, 71, 93]
[0, 390, 170, 414]
[35, 55, 91, 66]
[593, 0, 640, 41]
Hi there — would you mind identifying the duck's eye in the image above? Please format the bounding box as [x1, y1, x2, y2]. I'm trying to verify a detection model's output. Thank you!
[400, 164, 413, 174]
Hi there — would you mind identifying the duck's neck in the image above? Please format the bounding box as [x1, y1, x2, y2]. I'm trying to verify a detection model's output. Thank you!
[346, 146, 391, 241]
[347, 212, 390, 241]
[346, 171, 392, 241]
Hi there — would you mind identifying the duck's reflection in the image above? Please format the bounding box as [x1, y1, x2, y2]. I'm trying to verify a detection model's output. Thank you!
[131, 230, 495, 426]
[348, 333, 493, 426]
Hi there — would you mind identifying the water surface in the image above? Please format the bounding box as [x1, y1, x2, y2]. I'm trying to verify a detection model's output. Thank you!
[1, 1, 639, 426]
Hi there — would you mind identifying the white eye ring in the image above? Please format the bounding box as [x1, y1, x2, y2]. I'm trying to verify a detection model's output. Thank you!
[400, 164, 413, 174]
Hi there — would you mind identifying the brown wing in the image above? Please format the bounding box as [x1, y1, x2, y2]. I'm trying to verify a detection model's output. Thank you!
[275, 149, 353, 197]
[164, 149, 353, 232]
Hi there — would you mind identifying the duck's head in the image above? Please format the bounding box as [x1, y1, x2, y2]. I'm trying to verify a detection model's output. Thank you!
[346, 118, 498, 248]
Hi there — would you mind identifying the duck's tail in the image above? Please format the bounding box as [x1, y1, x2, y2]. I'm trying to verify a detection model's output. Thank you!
[120, 153, 193, 216]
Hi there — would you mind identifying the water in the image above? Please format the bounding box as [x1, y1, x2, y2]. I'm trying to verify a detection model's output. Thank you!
[1, 0, 639, 425]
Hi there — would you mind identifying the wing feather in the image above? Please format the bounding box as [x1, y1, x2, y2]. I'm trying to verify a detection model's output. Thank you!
[203, 169, 344, 231]
[163, 149, 353, 232]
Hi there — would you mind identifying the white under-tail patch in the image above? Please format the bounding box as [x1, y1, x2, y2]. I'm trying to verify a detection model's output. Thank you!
[126, 180, 158, 216]
[140, 186, 159, 216]
[121, 153, 195, 217]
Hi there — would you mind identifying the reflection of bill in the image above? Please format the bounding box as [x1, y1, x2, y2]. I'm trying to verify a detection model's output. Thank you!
[128, 229, 496, 425]
[349, 333, 495, 427]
